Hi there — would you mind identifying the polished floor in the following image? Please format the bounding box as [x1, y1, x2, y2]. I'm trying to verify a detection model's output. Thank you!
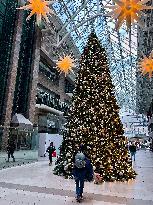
[0, 150, 38, 170]
[0, 150, 153, 205]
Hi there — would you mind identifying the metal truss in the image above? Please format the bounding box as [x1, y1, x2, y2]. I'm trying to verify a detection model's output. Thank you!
[43, 0, 138, 109]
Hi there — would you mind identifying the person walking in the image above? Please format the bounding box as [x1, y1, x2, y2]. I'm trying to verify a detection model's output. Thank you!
[46, 142, 56, 166]
[129, 142, 137, 161]
[7, 141, 16, 162]
[73, 149, 93, 202]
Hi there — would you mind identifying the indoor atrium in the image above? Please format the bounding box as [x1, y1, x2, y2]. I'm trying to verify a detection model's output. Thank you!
[0, 0, 153, 204]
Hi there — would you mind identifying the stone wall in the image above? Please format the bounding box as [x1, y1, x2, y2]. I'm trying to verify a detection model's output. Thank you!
[28, 28, 42, 124]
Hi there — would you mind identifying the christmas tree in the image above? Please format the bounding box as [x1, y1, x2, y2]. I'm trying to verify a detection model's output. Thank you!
[54, 32, 136, 181]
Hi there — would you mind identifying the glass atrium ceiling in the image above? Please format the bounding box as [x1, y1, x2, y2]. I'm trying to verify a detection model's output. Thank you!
[51, 0, 138, 109]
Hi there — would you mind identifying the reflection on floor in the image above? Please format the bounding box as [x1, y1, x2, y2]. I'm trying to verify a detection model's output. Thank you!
[0, 150, 153, 205]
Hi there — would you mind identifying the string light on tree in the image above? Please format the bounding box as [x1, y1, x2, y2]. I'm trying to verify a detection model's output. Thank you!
[106, 0, 153, 30]
[54, 32, 136, 181]
[138, 51, 153, 78]
[17, 0, 56, 25]
[56, 55, 75, 76]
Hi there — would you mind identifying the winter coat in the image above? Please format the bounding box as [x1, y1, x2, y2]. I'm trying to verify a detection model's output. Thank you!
[7, 144, 15, 154]
[129, 145, 136, 153]
[73, 157, 94, 181]
[46, 146, 56, 156]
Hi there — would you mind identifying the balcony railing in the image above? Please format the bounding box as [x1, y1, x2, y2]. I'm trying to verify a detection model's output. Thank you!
[36, 94, 70, 116]
[39, 64, 59, 85]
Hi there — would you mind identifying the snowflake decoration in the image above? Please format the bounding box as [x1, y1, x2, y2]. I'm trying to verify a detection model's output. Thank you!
[56, 55, 75, 76]
[17, 0, 55, 25]
[138, 51, 153, 78]
[105, 0, 153, 30]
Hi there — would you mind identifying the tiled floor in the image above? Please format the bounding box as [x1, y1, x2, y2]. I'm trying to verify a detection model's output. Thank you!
[0, 150, 153, 204]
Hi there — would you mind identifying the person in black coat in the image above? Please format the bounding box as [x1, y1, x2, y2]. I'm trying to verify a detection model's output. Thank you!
[46, 142, 56, 166]
[129, 142, 136, 161]
[7, 141, 15, 162]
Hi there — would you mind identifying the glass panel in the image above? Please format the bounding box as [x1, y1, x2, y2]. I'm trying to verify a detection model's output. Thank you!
[12, 11, 35, 115]
[0, 18, 3, 35]
[52, 0, 137, 109]
[0, 0, 7, 5]
[0, 126, 38, 170]
[0, 0, 18, 123]
[65, 79, 75, 93]
[39, 58, 59, 84]
[0, 1, 6, 16]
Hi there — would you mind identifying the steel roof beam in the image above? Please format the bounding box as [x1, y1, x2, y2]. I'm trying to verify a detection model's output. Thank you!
[59, 0, 90, 33]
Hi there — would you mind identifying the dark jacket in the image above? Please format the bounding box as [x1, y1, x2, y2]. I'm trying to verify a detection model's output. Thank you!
[46, 146, 56, 156]
[73, 157, 94, 181]
[7, 143, 15, 153]
[129, 145, 136, 153]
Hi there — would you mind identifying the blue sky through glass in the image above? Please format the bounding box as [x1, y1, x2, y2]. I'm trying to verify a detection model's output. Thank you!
[52, 0, 137, 109]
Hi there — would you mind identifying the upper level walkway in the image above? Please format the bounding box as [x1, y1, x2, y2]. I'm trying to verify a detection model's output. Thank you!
[0, 150, 153, 205]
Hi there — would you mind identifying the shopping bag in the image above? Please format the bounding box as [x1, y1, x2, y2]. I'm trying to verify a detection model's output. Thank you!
[94, 172, 103, 184]
[52, 151, 56, 157]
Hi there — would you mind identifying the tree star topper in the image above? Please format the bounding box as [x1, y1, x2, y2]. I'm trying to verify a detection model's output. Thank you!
[106, 0, 153, 30]
[17, 0, 55, 25]
[56, 55, 75, 75]
[138, 51, 153, 78]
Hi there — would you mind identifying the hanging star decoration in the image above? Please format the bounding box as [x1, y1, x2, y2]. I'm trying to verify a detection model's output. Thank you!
[17, 0, 55, 25]
[139, 51, 153, 78]
[105, 0, 153, 30]
[56, 55, 75, 76]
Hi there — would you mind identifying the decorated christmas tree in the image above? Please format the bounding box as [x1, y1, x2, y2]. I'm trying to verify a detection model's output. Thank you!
[54, 32, 136, 181]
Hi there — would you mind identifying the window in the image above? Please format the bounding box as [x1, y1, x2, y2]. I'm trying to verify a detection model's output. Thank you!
[37, 87, 60, 110]
[65, 79, 75, 93]
[39, 59, 59, 84]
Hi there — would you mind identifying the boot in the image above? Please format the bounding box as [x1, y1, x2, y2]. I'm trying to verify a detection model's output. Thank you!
[80, 194, 83, 200]
[76, 196, 81, 203]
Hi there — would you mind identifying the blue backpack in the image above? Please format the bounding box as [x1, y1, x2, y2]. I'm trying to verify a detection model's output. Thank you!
[75, 152, 86, 168]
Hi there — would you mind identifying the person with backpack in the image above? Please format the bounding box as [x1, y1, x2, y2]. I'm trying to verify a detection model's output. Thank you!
[73, 149, 93, 202]
[46, 142, 56, 166]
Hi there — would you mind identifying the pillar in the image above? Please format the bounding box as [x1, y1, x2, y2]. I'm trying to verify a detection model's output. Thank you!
[1, 12, 23, 150]
[28, 27, 42, 124]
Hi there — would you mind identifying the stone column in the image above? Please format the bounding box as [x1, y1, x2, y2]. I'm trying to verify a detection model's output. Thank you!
[1, 12, 23, 150]
[28, 27, 42, 124]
